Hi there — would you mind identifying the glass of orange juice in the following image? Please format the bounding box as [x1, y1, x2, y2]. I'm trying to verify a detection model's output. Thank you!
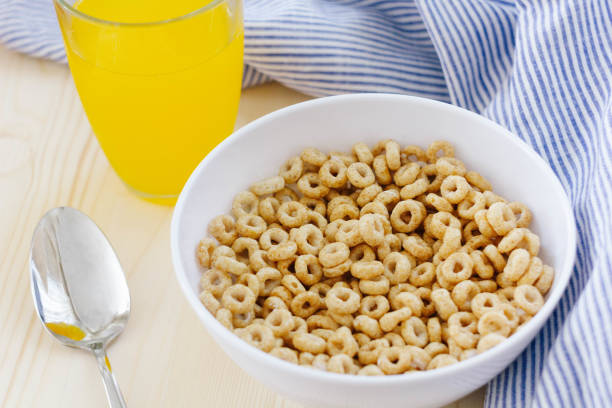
[54, 0, 244, 205]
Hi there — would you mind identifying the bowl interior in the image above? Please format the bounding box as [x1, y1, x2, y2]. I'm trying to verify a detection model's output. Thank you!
[171, 95, 576, 402]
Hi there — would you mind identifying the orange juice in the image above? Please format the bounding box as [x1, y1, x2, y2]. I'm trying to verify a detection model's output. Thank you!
[55, 0, 244, 204]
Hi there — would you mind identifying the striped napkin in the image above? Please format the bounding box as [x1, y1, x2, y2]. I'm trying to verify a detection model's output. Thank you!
[2, 0, 611, 406]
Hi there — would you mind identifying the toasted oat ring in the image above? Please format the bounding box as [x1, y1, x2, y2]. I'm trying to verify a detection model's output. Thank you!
[495, 303, 520, 330]
[451, 280, 480, 311]
[353, 315, 383, 339]
[457, 190, 486, 219]
[402, 145, 427, 163]
[196, 238, 217, 268]
[402, 235, 433, 261]
[513, 284, 544, 315]
[357, 213, 385, 246]
[357, 338, 389, 365]
[358, 295, 390, 319]
[208, 215, 238, 246]
[258, 227, 288, 251]
[279, 156, 304, 184]
[235, 214, 267, 239]
[301, 147, 328, 167]
[498, 228, 540, 256]
[435, 157, 466, 177]
[256, 267, 282, 296]
[440, 175, 471, 204]
[294, 224, 325, 255]
[352, 142, 374, 164]
[508, 201, 532, 228]
[486, 202, 517, 235]
[426, 140, 455, 163]
[400, 174, 429, 199]
[292, 332, 326, 354]
[326, 286, 360, 314]
[335, 219, 364, 247]
[267, 241, 297, 262]
[503, 248, 530, 281]
[390, 199, 426, 233]
[375, 189, 400, 211]
[381, 140, 400, 170]
[293, 255, 322, 286]
[425, 193, 453, 212]
[409, 262, 435, 286]
[319, 242, 350, 268]
[276, 201, 307, 228]
[328, 353, 359, 374]
[393, 163, 420, 187]
[471, 292, 502, 318]
[297, 172, 330, 198]
[213, 255, 249, 276]
[318, 158, 348, 188]
[431, 288, 458, 321]
[327, 327, 359, 357]
[200, 268, 232, 297]
[373, 154, 392, 185]
[377, 346, 413, 374]
[222, 284, 256, 314]
[427, 354, 458, 369]
[477, 333, 506, 353]
[420, 164, 444, 193]
[516, 256, 543, 287]
[483, 244, 506, 272]
[439, 252, 474, 284]
[350, 260, 384, 280]
[258, 197, 280, 224]
[437, 227, 462, 260]
[300, 197, 326, 217]
[349, 244, 376, 264]
[232, 191, 259, 219]
[390, 291, 424, 317]
[290, 291, 322, 318]
[380, 308, 412, 332]
[360, 201, 389, 219]
[426, 318, 442, 343]
[383, 252, 411, 285]
[199, 290, 220, 314]
[329, 203, 360, 222]
[281, 274, 306, 296]
[347, 162, 376, 188]
[356, 184, 383, 207]
[264, 308, 295, 337]
[322, 258, 352, 278]
[465, 171, 492, 192]
[359, 275, 390, 296]
[239, 323, 275, 352]
[275, 188, 298, 203]
[474, 209, 497, 238]
[307, 314, 339, 331]
[427, 211, 461, 240]
[401, 316, 428, 347]
[250, 176, 285, 196]
[478, 311, 511, 337]
[231, 237, 259, 262]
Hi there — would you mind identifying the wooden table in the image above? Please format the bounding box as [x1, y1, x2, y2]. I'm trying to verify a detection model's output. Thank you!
[0, 44, 485, 408]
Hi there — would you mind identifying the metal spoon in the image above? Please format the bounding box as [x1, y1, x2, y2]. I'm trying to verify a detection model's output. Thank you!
[30, 207, 129, 408]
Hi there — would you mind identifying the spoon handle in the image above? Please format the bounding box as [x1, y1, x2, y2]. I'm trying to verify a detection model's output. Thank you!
[92, 346, 127, 408]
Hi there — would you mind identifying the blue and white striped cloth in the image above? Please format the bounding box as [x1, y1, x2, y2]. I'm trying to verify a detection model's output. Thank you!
[2, 0, 611, 406]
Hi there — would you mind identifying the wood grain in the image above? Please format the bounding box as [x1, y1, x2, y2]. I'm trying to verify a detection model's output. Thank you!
[0, 44, 484, 408]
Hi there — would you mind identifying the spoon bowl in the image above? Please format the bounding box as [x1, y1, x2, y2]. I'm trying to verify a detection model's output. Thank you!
[30, 207, 130, 408]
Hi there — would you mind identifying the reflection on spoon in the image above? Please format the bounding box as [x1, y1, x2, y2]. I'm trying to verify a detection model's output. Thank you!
[45, 322, 86, 341]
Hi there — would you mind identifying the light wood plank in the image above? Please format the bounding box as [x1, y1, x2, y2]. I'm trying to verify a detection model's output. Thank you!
[0, 44, 484, 408]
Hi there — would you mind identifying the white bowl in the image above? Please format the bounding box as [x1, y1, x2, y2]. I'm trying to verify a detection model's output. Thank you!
[171, 94, 576, 408]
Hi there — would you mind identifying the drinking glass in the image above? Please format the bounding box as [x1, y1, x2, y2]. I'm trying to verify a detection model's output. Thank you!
[54, 0, 244, 204]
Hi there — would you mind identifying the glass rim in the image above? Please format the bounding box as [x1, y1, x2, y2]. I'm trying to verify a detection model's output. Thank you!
[54, 0, 227, 27]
